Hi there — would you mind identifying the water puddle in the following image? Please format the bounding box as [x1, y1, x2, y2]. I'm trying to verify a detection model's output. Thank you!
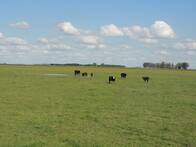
[41, 73, 67, 77]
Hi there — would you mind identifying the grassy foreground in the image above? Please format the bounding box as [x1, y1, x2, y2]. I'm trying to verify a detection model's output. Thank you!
[0, 65, 195, 147]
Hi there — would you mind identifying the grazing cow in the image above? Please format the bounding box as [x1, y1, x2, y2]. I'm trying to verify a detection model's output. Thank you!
[82, 72, 88, 77]
[74, 70, 80, 76]
[109, 76, 116, 84]
[142, 76, 150, 83]
[90, 73, 93, 77]
[121, 73, 127, 78]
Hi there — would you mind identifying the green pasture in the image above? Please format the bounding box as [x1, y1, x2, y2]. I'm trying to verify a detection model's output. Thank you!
[0, 65, 195, 147]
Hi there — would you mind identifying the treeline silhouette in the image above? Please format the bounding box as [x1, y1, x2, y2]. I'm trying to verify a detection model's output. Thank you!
[49, 63, 126, 68]
[143, 62, 189, 70]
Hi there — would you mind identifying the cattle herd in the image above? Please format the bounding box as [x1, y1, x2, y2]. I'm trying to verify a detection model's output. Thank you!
[74, 70, 150, 84]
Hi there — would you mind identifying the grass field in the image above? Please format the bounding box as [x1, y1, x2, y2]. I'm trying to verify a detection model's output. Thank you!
[0, 65, 195, 147]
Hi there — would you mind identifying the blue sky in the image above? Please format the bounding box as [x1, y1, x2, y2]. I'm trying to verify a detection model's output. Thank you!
[0, 0, 196, 68]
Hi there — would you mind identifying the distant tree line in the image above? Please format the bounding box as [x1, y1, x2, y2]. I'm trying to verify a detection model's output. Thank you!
[143, 62, 189, 70]
[97, 63, 125, 67]
[49, 63, 126, 68]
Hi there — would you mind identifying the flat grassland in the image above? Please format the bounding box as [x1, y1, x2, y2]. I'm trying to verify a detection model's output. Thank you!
[0, 65, 195, 147]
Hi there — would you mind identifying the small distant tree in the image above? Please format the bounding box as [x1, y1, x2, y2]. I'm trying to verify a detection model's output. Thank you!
[175, 62, 189, 70]
[92, 62, 97, 66]
[181, 62, 189, 70]
[143, 62, 156, 68]
[160, 62, 165, 68]
[143, 62, 190, 70]
[175, 63, 182, 69]
[143, 63, 149, 68]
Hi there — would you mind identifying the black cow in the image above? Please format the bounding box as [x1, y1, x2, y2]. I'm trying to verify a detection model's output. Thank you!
[90, 73, 93, 77]
[109, 76, 116, 84]
[74, 70, 80, 76]
[142, 76, 150, 83]
[121, 73, 127, 78]
[82, 72, 88, 77]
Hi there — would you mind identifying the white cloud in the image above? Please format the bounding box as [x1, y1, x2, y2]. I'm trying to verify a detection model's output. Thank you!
[80, 35, 99, 45]
[123, 25, 157, 44]
[123, 25, 152, 38]
[0, 33, 73, 58]
[10, 21, 31, 29]
[186, 51, 195, 55]
[175, 41, 196, 50]
[0, 32, 4, 38]
[56, 20, 174, 46]
[102, 21, 175, 39]
[80, 35, 105, 49]
[0, 35, 32, 55]
[46, 44, 71, 50]
[58, 22, 80, 35]
[121, 44, 132, 49]
[85, 44, 106, 49]
[38, 38, 61, 44]
[7, 37, 27, 45]
[101, 24, 124, 36]
[0, 37, 27, 45]
[98, 44, 106, 48]
[139, 38, 158, 44]
[38, 37, 71, 50]
[151, 21, 175, 38]
[43, 50, 49, 54]
[38, 38, 50, 44]
[160, 50, 169, 55]
[13, 45, 32, 51]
